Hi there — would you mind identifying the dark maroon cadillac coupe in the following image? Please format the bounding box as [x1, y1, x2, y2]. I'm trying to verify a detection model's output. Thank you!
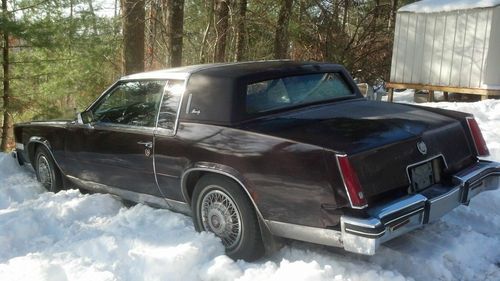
[12, 61, 500, 260]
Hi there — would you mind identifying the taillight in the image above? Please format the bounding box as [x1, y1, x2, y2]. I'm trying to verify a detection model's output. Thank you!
[466, 117, 490, 157]
[336, 154, 368, 209]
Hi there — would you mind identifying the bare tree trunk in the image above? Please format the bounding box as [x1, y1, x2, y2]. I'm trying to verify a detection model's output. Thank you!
[213, 0, 229, 63]
[342, 0, 349, 34]
[374, 0, 380, 21]
[274, 0, 293, 59]
[1, 0, 13, 151]
[166, 0, 184, 67]
[114, 0, 120, 35]
[115, 0, 119, 17]
[87, 0, 98, 34]
[324, 7, 333, 61]
[69, 0, 74, 52]
[234, 0, 247, 61]
[199, 0, 214, 63]
[145, 0, 157, 69]
[389, 0, 398, 30]
[121, 0, 145, 75]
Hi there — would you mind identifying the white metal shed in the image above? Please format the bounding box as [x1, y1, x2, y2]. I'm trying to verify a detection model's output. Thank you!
[388, 0, 500, 100]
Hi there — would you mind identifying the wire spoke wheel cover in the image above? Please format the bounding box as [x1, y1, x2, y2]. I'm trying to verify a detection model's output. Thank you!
[192, 174, 265, 260]
[200, 187, 242, 250]
[37, 155, 53, 189]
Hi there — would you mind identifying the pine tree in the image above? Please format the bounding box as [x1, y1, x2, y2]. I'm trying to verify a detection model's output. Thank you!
[122, 0, 145, 74]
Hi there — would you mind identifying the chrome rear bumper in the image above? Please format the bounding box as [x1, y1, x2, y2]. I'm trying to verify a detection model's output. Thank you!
[341, 160, 500, 255]
[266, 160, 500, 255]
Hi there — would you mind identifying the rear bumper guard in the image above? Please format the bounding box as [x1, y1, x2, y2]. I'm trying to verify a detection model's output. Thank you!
[340, 160, 500, 255]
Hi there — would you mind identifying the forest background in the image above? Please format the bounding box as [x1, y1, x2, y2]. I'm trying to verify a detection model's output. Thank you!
[0, 0, 415, 151]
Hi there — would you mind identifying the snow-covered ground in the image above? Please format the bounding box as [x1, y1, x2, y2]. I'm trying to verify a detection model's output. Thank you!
[1, 98, 499, 281]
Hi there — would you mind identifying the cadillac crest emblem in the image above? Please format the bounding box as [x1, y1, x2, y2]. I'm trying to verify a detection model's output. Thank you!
[417, 141, 427, 155]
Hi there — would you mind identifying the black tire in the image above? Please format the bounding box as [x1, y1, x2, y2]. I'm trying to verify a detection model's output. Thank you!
[34, 146, 63, 192]
[192, 174, 264, 261]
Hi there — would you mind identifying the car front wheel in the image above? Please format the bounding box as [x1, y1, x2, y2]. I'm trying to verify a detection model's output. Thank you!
[192, 174, 264, 261]
[35, 146, 62, 192]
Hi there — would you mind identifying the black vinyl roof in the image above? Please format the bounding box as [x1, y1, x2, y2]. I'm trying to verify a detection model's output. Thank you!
[190, 60, 344, 78]
[123, 60, 347, 81]
[175, 61, 362, 126]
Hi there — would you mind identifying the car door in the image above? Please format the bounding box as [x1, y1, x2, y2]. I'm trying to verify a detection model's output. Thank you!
[152, 79, 188, 202]
[65, 80, 166, 197]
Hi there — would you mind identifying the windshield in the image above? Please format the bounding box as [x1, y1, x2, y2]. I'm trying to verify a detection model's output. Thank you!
[246, 73, 355, 114]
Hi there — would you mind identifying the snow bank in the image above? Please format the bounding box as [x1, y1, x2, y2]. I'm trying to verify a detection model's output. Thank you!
[399, 0, 500, 13]
[1, 100, 500, 281]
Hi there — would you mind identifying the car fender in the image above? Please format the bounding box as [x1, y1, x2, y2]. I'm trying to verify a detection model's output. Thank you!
[27, 136, 63, 173]
[180, 162, 266, 222]
[180, 162, 282, 253]
[181, 162, 256, 206]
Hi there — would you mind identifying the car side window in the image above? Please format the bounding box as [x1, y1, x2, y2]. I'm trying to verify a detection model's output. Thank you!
[157, 80, 185, 131]
[91, 80, 165, 127]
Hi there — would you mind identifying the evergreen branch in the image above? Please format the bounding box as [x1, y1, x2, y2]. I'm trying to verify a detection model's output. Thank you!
[10, 59, 73, 64]
[8, 0, 51, 13]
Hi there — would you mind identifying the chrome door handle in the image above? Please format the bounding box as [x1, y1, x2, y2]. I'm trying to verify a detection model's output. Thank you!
[137, 141, 153, 149]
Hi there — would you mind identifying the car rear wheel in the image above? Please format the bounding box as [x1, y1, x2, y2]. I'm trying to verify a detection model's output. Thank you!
[35, 146, 62, 192]
[192, 174, 264, 261]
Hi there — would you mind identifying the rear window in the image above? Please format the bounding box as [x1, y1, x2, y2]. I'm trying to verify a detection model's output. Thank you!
[246, 73, 354, 114]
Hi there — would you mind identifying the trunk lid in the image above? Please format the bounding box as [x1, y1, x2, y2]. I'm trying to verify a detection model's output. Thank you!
[240, 99, 476, 200]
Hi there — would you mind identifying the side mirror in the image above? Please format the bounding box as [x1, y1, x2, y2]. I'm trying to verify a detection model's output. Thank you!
[76, 111, 94, 124]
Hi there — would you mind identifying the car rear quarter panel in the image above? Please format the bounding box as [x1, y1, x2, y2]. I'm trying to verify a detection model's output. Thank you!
[168, 122, 349, 228]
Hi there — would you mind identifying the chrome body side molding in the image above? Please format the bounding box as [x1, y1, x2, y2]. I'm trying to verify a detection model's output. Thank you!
[265, 220, 343, 248]
[92, 123, 155, 135]
[66, 175, 191, 215]
[17, 121, 68, 128]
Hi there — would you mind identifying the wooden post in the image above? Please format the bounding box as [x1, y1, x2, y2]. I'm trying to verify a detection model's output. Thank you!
[428, 90, 434, 102]
[388, 88, 394, 102]
[443, 91, 449, 101]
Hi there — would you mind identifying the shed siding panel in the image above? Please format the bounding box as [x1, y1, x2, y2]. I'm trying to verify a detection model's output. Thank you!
[400, 13, 411, 83]
[449, 13, 467, 87]
[421, 15, 436, 85]
[470, 10, 488, 88]
[395, 13, 410, 82]
[411, 14, 426, 83]
[390, 13, 402, 82]
[440, 14, 456, 86]
[460, 11, 477, 88]
[404, 14, 417, 83]
[430, 16, 445, 85]
[484, 7, 500, 88]
[391, 7, 500, 90]
[479, 9, 492, 87]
